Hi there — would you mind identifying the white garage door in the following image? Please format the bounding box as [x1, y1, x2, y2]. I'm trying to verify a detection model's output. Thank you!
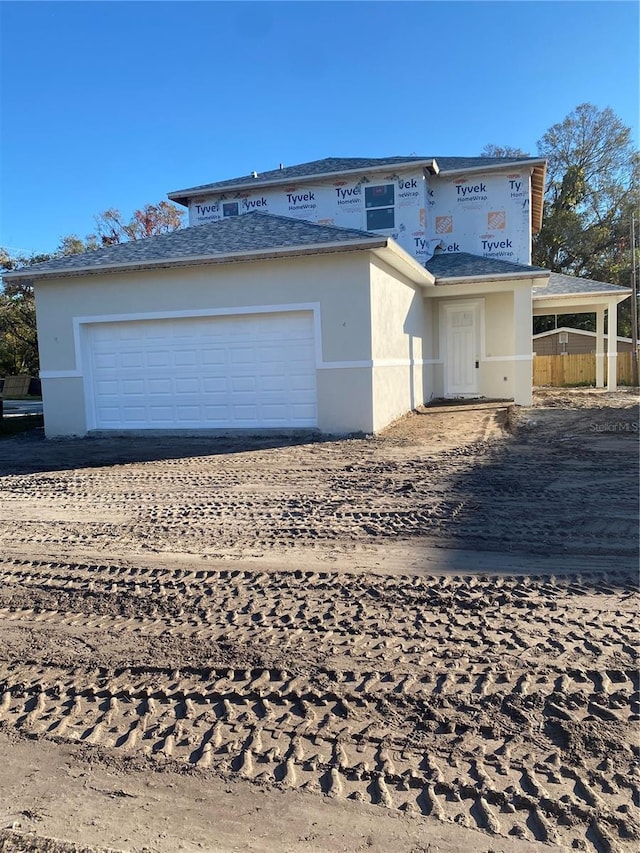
[85, 311, 317, 430]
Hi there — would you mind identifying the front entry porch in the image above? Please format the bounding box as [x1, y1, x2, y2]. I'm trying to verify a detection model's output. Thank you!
[532, 292, 632, 391]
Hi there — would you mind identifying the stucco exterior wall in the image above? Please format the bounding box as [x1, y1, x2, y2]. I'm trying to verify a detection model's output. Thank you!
[35, 252, 377, 436]
[427, 282, 533, 404]
[369, 257, 426, 432]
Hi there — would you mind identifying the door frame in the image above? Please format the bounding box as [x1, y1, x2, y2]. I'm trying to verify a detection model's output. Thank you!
[77, 304, 321, 431]
[439, 299, 484, 398]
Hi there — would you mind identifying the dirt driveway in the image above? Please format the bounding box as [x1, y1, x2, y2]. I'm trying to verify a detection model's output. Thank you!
[0, 389, 638, 853]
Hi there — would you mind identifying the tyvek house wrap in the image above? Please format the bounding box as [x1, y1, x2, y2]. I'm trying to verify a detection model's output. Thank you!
[186, 166, 532, 265]
[187, 169, 434, 263]
[425, 170, 532, 264]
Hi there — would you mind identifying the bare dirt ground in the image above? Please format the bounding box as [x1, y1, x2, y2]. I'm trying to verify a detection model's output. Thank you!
[0, 388, 638, 853]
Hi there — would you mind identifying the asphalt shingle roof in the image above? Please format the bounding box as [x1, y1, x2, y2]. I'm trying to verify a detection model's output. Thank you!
[4, 213, 383, 279]
[168, 155, 543, 199]
[534, 272, 632, 296]
[425, 251, 546, 279]
[168, 157, 432, 197]
[426, 253, 632, 297]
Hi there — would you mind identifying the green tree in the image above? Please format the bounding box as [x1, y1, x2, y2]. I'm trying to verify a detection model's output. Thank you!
[531, 103, 640, 335]
[0, 278, 39, 375]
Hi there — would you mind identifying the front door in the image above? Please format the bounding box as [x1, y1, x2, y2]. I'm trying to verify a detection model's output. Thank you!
[444, 303, 479, 397]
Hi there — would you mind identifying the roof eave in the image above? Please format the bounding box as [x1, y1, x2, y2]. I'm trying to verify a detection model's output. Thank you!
[434, 270, 549, 286]
[530, 162, 546, 233]
[435, 157, 547, 177]
[372, 241, 435, 287]
[533, 288, 632, 300]
[2, 237, 389, 283]
[168, 159, 439, 207]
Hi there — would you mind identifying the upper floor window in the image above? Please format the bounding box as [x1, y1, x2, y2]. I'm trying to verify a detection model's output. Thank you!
[222, 202, 239, 217]
[365, 184, 395, 230]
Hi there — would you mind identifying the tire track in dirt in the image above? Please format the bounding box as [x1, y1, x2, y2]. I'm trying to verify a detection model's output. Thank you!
[0, 660, 637, 851]
[0, 560, 637, 852]
[0, 560, 637, 672]
[0, 412, 637, 561]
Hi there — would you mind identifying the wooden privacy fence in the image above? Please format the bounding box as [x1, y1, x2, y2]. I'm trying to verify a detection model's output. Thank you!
[533, 352, 637, 387]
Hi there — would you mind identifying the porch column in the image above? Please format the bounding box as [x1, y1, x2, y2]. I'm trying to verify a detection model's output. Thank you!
[513, 284, 533, 405]
[595, 305, 605, 388]
[607, 301, 617, 391]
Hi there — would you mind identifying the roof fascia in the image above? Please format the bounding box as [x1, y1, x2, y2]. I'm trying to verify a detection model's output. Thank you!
[371, 242, 435, 287]
[434, 270, 549, 285]
[533, 289, 632, 303]
[168, 160, 438, 206]
[425, 275, 547, 299]
[2, 237, 388, 283]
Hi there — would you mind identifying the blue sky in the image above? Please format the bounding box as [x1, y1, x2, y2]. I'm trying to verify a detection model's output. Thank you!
[1, 0, 638, 255]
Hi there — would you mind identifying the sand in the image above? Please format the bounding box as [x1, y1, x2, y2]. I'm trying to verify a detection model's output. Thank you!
[0, 389, 637, 852]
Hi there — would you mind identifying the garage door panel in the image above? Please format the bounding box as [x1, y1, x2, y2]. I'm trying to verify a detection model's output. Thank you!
[120, 352, 144, 369]
[146, 351, 171, 368]
[175, 377, 200, 394]
[231, 376, 257, 393]
[93, 353, 118, 370]
[86, 311, 317, 430]
[261, 376, 286, 392]
[292, 403, 316, 419]
[201, 349, 227, 366]
[202, 377, 228, 394]
[173, 350, 198, 367]
[176, 406, 201, 421]
[147, 378, 172, 394]
[289, 373, 315, 390]
[96, 379, 119, 395]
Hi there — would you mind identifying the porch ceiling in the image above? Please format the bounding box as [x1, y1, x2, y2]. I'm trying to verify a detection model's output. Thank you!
[532, 292, 631, 315]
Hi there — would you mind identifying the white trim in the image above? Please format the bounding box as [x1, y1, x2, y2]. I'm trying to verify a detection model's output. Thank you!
[435, 271, 548, 285]
[317, 360, 373, 370]
[73, 302, 321, 328]
[436, 158, 546, 178]
[483, 354, 533, 362]
[533, 290, 632, 302]
[39, 358, 445, 376]
[373, 358, 422, 367]
[39, 370, 82, 379]
[70, 303, 326, 431]
[318, 358, 441, 370]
